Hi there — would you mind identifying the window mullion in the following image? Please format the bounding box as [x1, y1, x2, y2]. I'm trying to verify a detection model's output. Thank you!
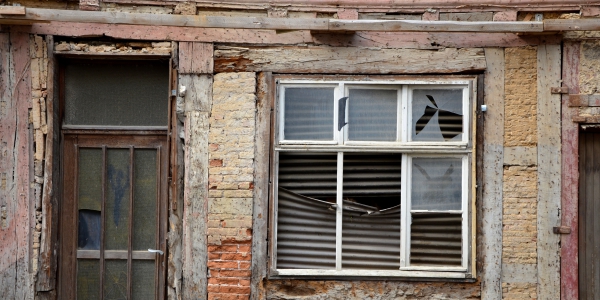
[335, 151, 344, 271]
[400, 154, 409, 268]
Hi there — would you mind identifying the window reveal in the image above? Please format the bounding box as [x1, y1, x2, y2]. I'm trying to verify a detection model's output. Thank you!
[272, 80, 473, 277]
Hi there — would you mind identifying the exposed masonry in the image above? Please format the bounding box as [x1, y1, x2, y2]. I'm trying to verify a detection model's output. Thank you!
[502, 46, 538, 299]
[207, 72, 256, 300]
[29, 35, 48, 277]
[53, 41, 172, 54]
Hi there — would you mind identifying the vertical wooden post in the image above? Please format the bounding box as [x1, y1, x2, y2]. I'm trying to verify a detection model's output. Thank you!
[481, 48, 505, 300]
[179, 42, 213, 299]
[536, 44, 562, 300]
[561, 41, 580, 300]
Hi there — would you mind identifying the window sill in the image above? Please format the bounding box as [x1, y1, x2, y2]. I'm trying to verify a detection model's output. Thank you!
[268, 269, 476, 282]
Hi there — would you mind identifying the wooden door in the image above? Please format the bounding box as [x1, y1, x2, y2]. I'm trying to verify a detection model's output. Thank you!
[60, 133, 168, 299]
[579, 128, 600, 299]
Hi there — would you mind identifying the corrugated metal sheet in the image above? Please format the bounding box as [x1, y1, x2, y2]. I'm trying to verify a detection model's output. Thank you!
[410, 212, 462, 266]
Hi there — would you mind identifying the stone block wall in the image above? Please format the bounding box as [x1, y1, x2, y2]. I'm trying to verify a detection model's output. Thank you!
[207, 72, 256, 300]
[501, 46, 539, 299]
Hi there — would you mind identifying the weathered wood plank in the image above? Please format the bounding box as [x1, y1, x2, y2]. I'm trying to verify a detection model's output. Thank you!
[179, 42, 213, 74]
[16, 22, 560, 49]
[561, 41, 580, 300]
[250, 72, 271, 300]
[0, 6, 26, 15]
[180, 75, 213, 112]
[537, 44, 562, 300]
[481, 48, 504, 300]
[37, 35, 58, 293]
[545, 19, 600, 31]
[214, 46, 486, 74]
[0, 29, 33, 299]
[329, 19, 542, 32]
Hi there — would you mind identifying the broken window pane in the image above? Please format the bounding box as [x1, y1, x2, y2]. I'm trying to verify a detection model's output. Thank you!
[283, 88, 335, 141]
[78, 210, 101, 250]
[412, 89, 464, 142]
[64, 61, 169, 127]
[276, 153, 337, 269]
[411, 157, 462, 211]
[104, 260, 128, 300]
[348, 89, 398, 142]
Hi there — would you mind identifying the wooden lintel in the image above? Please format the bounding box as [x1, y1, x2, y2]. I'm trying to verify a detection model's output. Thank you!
[0, 6, 26, 16]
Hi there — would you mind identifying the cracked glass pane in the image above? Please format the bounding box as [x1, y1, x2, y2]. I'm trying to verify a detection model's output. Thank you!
[411, 89, 464, 142]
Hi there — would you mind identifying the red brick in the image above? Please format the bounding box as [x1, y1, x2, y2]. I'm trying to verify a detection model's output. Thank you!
[209, 143, 220, 151]
[218, 270, 251, 277]
[218, 285, 251, 294]
[208, 261, 238, 269]
[221, 253, 249, 261]
[208, 245, 238, 252]
[208, 284, 221, 293]
[210, 159, 223, 167]
[209, 293, 249, 300]
[239, 279, 251, 286]
[208, 277, 240, 285]
[208, 253, 220, 260]
[239, 261, 251, 270]
[238, 245, 251, 252]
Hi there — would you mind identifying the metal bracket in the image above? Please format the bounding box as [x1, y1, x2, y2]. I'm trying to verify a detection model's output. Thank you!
[551, 86, 569, 94]
[553, 226, 571, 234]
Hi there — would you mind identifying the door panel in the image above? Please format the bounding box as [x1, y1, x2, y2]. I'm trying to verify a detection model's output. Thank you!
[61, 134, 167, 299]
[579, 129, 600, 300]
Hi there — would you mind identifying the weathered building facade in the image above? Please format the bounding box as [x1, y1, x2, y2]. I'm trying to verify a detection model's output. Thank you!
[0, 1, 598, 299]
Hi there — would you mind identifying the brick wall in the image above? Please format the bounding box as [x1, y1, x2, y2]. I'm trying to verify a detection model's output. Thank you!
[502, 46, 538, 299]
[207, 72, 256, 300]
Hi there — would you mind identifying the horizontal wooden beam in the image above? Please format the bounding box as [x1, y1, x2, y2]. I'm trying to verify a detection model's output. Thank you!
[545, 19, 600, 31]
[329, 19, 543, 32]
[213, 46, 486, 74]
[0, 6, 26, 15]
[0, 8, 548, 33]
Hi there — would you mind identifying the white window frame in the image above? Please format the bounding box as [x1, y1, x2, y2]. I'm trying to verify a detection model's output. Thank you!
[271, 77, 476, 279]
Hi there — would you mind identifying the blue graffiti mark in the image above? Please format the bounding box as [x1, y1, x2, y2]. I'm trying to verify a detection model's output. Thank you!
[107, 164, 129, 227]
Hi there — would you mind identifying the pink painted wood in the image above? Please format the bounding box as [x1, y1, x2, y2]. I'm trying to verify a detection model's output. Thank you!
[179, 42, 213, 74]
[337, 8, 359, 20]
[561, 41, 580, 300]
[18, 22, 561, 49]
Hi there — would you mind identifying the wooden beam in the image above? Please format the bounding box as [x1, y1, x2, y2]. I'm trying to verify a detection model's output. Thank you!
[329, 19, 543, 32]
[561, 41, 580, 300]
[214, 46, 486, 74]
[0, 6, 26, 16]
[481, 48, 504, 300]
[545, 19, 600, 31]
[179, 42, 213, 74]
[536, 44, 562, 300]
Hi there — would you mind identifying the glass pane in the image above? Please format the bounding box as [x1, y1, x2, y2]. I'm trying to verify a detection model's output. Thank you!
[104, 260, 128, 300]
[283, 87, 334, 141]
[78, 148, 102, 211]
[133, 149, 157, 250]
[348, 89, 398, 141]
[106, 149, 130, 250]
[78, 210, 101, 250]
[77, 259, 100, 300]
[65, 61, 169, 126]
[411, 89, 464, 142]
[132, 260, 156, 300]
[411, 157, 462, 211]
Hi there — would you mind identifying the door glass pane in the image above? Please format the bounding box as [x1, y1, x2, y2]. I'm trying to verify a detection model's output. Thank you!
[77, 259, 100, 300]
[106, 149, 130, 250]
[348, 89, 398, 141]
[104, 260, 128, 300]
[133, 149, 157, 250]
[283, 87, 334, 141]
[132, 260, 156, 300]
[64, 61, 169, 126]
[78, 148, 102, 250]
[411, 89, 464, 142]
[411, 157, 462, 211]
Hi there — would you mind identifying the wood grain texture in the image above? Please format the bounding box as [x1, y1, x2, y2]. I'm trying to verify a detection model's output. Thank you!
[561, 41, 580, 300]
[0, 6, 26, 15]
[179, 42, 213, 75]
[16, 22, 560, 49]
[180, 75, 213, 112]
[214, 46, 486, 74]
[250, 72, 271, 300]
[536, 44, 562, 300]
[0, 29, 33, 299]
[481, 48, 504, 300]
[545, 19, 600, 31]
[329, 19, 541, 32]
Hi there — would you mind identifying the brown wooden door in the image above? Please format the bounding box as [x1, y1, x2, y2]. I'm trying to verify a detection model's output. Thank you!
[60, 133, 168, 299]
[579, 128, 600, 300]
